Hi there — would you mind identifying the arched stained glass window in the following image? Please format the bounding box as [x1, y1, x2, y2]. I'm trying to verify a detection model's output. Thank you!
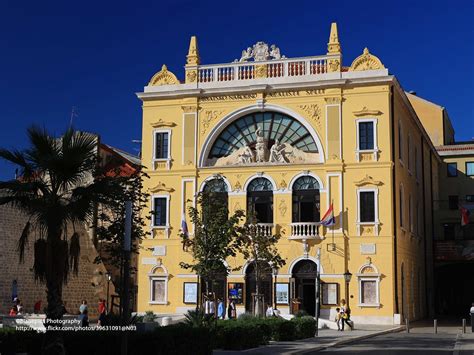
[203, 179, 228, 193]
[209, 111, 318, 158]
[247, 178, 273, 192]
[293, 176, 319, 190]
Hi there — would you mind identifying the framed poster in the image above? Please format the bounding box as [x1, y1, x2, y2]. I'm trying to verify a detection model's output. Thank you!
[322, 283, 338, 305]
[227, 283, 244, 304]
[183, 282, 198, 304]
[275, 283, 289, 304]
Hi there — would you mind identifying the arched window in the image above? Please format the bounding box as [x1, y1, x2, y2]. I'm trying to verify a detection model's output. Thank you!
[292, 176, 320, 222]
[202, 178, 229, 221]
[209, 111, 318, 159]
[247, 178, 273, 223]
[245, 261, 273, 313]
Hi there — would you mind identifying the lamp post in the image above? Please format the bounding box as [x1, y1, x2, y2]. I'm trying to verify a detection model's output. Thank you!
[315, 248, 321, 336]
[105, 272, 111, 314]
[272, 266, 279, 311]
[343, 270, 352, 308]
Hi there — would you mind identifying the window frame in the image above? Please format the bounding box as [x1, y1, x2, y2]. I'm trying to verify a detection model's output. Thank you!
[356, 264, 381, 308]
[151, 194, 170, 238]
[355, 118, 378, 162]
[466, 162, 474, 177]
[148, 265, 169, 305]
[356, 188, 379, 236]
[398, 120, 404, 165]
[152, 129, 172, 169]
[447, 162, 458, 177]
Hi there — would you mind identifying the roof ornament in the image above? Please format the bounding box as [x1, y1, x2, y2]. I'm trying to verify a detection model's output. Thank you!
[236, 42, 285, 62]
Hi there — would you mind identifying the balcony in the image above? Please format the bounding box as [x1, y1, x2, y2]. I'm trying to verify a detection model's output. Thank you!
[289, 222, 322, 240]
[248, 223, 274, 237]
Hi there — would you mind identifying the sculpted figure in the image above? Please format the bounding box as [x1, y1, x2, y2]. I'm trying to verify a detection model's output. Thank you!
[269, 139, 287, 163]
[240, 47, 253, 62]
[255, 126, 268, 162]
[270, 45, 281, 60]
[238, 145, 255, 164]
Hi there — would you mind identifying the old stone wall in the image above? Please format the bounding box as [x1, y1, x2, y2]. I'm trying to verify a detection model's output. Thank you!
[0, 203, 115, 317]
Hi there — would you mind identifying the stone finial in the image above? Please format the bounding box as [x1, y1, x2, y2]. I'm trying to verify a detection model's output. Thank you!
[327, 22, 341, 54]
[186, 35, 200, 66]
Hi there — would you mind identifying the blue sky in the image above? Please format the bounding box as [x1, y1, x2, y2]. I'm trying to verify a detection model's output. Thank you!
[0, 0, 473, 179]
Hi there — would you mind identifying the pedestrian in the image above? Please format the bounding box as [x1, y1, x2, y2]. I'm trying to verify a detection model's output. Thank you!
[98, 299, 106, 326]
[335, 307, 341, 331]
[79, 300, 88, 314]
[9, 305, 17, 316]
[17, 302, 23, 315]
[228, 300, 236, 319]
[470, 302, 474, 332]
[79, 309, 89, 327]
[266, 304, 275, 317]
[339, 299, 353, 331]
[34, 300, 42, 314]
[209, 295, 216, 317]
[217, 299, 225, 319]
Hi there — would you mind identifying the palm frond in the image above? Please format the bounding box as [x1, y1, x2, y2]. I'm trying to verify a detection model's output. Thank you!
[17, 221, 31, 263]
[0, 149, 34, 178]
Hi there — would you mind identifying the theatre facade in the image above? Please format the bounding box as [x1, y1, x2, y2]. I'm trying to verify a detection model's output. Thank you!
[136, 23, 440, 324]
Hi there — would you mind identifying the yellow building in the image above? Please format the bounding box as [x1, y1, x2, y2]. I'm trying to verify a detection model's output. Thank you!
[135, 23, 443, 325]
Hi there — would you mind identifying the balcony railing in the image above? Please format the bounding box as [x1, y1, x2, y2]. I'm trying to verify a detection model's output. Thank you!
[289, 222, 321, 240]
[196, 55, 336, 84]
[249, 223, 274, 237]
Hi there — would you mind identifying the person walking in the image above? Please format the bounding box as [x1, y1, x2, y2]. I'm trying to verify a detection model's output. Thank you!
[79, 300, 88, 314]
[98, 299, 106, 326]
[335, 307, 342, 331]
[470, 302, 474, 332]
[227, 300, 236, 319]
[339, 299, 353, 331]
[217, 299, 225, 319]
[79, 309, 89, 327]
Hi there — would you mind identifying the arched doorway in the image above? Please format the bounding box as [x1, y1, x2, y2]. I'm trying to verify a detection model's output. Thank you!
[247, 178, 273, 223]
[245, 261, 273, 313]
[291, 260, 317, 316]
[292, 176, 320, 222]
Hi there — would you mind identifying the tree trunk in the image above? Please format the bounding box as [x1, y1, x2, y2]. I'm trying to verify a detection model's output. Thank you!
[45, 228, 65, 320]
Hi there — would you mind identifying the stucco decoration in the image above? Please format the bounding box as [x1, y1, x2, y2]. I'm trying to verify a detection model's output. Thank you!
[299, 104, 321, 130]
[354, 174, 383, 186]
[150, 119, 176, 128]
[349, 48, 385, 71]
[279, 200, 287, 217]
[236, 42, 285, 62]
[353, 107, 383, 116]
[149, 182, 175, 193]
[209, 142, 320, 167]
[201, 110, 224, 135]
[148, 65, 180, 86]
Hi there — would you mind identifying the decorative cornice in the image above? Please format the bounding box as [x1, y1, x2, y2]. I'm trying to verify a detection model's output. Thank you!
[353, 106, 383, 116]
[349, 48, 385, 72]
[181, 105, 198, 113]
[324, 97, 342, 104]
[148, 65, 180, 86]
[150, 119, 176, 128]
[354, 174, 383, 186]
[149, 182, 175, 193]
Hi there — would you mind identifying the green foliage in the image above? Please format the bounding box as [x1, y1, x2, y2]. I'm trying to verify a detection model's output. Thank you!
[271, 319, 296, 341]
[183, 309, 215, 328]
[142, 311, 158, 323]
[214, 321, 266, 350]
[237, 312, 257, 321]
[291, 316, 317, 339]
[294, 309, 310, 318]
[180, 177, 244, 287]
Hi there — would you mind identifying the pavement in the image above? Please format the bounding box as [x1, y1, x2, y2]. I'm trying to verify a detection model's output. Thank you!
[213, 324, 404, 355]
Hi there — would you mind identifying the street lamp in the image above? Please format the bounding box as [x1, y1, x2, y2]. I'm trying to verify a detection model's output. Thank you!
[272, 266, 279, 311]
[105, 272, 112, 314]
[343, 270, 352, 308]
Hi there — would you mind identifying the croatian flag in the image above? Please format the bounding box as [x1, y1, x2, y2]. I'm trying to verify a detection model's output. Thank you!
[461, 206, 470, 227]
[181, 214, 189, 236]
[321, 203, 336, 227]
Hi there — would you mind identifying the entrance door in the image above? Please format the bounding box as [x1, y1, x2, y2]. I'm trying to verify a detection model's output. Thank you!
[245, 261, 272, 312]
[292, 260, 318, 316]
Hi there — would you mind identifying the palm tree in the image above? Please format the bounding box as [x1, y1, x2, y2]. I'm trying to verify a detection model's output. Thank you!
[0, 126, 122, 320]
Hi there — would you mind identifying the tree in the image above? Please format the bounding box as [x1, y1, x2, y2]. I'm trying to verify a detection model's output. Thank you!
[179, 178, 244, 307]
[235, 214, 286, 316]
[0, 126, 123, 320]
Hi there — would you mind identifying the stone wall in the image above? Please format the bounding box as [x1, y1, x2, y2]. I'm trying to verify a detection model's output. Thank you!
[0, 203, 115, 317]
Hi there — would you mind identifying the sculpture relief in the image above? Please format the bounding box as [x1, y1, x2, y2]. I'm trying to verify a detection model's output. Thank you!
[279, 200, 287, 217]
[236, 42, 285, 62]
[255, 127, 268, 163]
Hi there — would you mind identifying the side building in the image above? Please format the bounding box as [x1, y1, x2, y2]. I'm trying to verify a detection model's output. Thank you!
[136, 23, 440, 324]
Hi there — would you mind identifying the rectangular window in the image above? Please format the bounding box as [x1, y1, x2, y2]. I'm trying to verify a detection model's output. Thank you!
[151, 279, 166, 302]
[448, 195, 459, 210]
[466, 195, 474, 203]
[322, 283, 338, 305]
[358, 122, 374, 150]
[360, 191, 375, 223]
[447, 163, 457, 177]
[409, 196, 413, 232]
[399, 188, 404, 228]
[153, 197, 167, 226]
[361, 280, 377, 304]
[407, 136, 411, 171]
[154, 132, 169, 159]
[398, 122, 403, 162]
[466, 162, 474, 176]
[443, 223, 455, 240]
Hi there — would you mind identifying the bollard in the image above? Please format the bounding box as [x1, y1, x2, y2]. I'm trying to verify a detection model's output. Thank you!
[405, 318, 410, 333]
[434, 319, 437, 334]
[462, 319, 466, 334]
